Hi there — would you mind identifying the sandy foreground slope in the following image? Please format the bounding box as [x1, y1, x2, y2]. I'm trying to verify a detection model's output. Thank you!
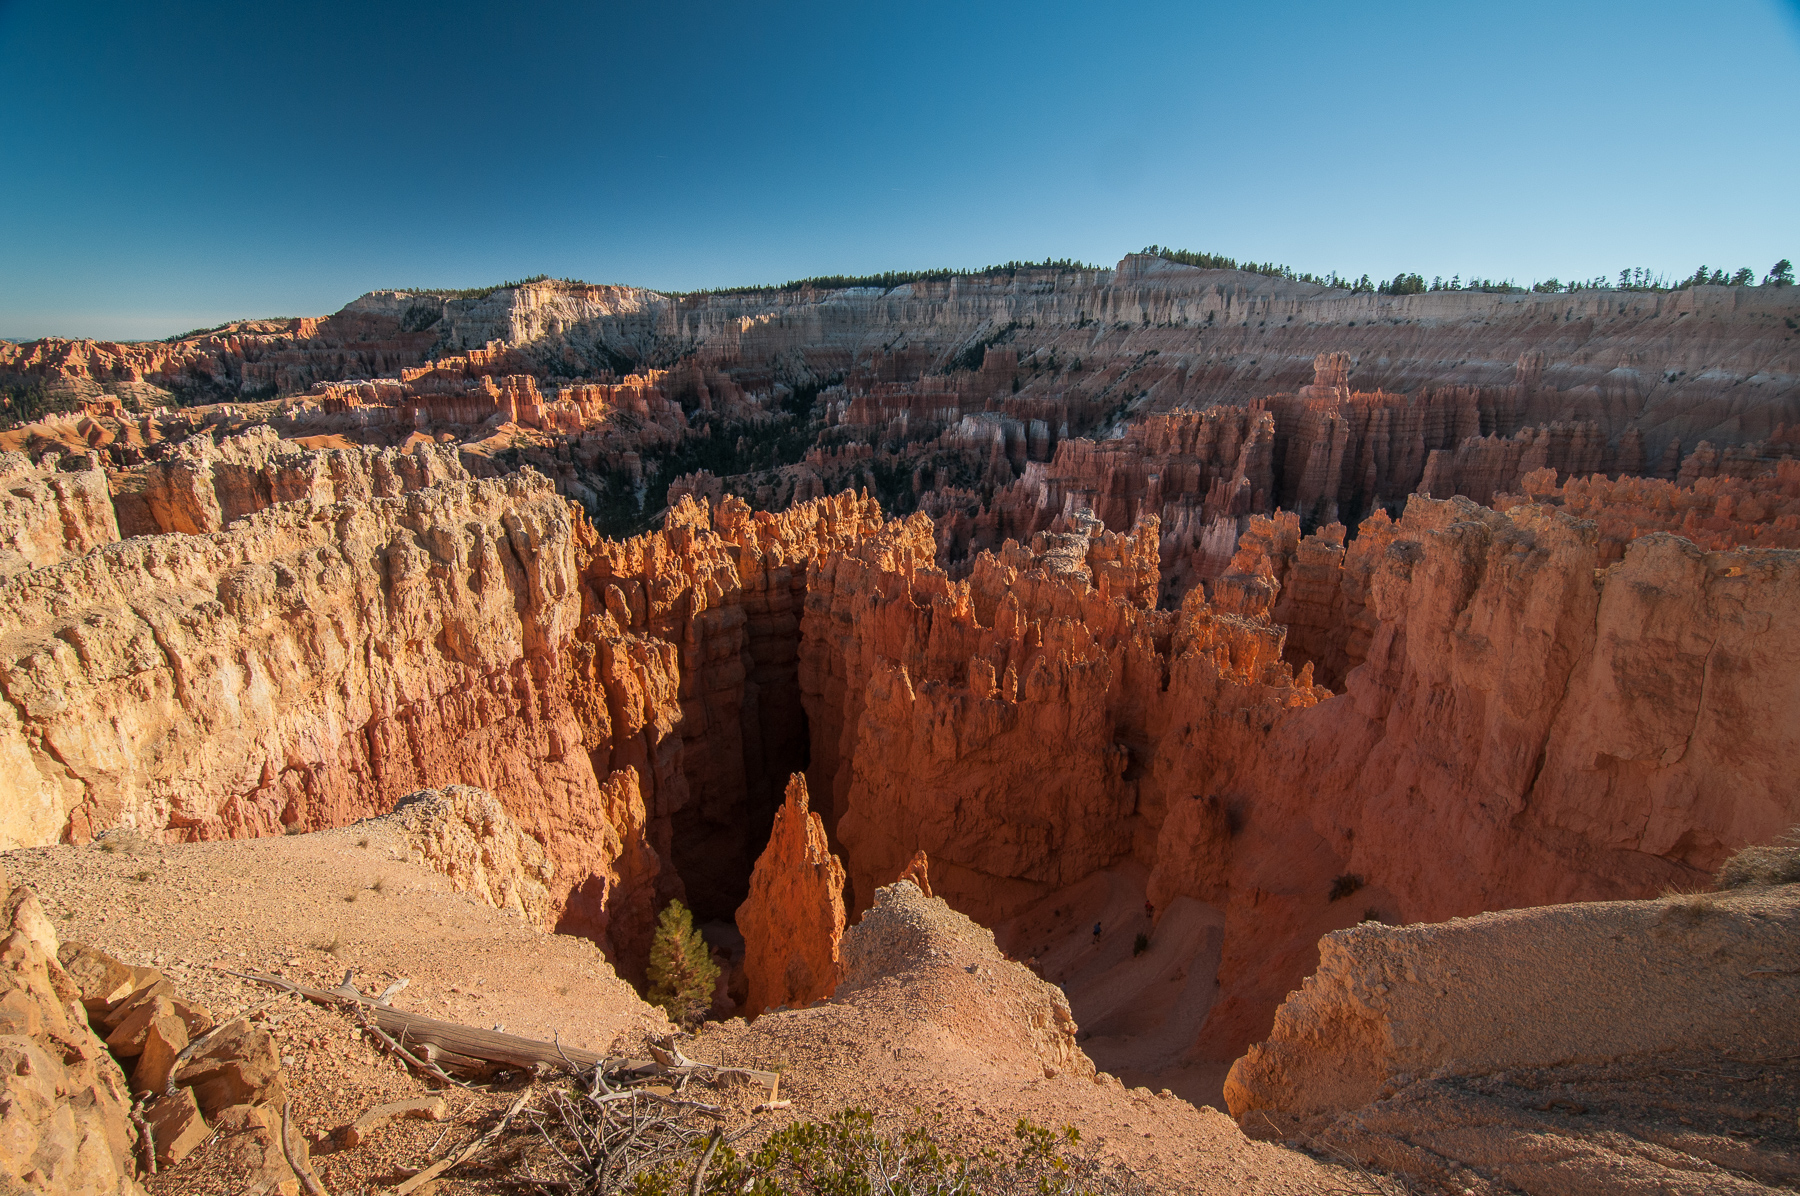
[4, 823, 1359, 1195]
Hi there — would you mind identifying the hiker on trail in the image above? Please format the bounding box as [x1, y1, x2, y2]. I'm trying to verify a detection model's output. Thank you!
[1144, 900, 1154, 918]
[1092, 921, 1102, 944]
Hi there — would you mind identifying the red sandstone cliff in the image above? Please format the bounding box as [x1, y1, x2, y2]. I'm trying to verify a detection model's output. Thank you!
[793, 483, 1800, 1071]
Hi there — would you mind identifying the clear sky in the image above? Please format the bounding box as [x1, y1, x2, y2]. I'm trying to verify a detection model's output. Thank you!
[3, 1, 1797, 341]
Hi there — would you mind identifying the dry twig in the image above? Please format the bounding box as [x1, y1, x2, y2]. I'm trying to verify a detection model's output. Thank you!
[282, 1096, 332, 1196]
[128, 1096, 156, 1177]
[391, 1088, 532, 1196]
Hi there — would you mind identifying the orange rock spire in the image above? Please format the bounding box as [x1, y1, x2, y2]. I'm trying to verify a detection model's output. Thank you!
[734, 773, 848, 1015]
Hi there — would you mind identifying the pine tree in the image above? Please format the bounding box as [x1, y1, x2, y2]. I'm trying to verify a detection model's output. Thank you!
[646, 900, 720, 1027]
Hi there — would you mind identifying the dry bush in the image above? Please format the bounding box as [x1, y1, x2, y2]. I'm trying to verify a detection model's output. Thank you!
[1715, 826, 1800, 890]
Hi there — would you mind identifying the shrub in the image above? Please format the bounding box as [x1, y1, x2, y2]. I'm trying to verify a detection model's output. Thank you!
[646, 900, 720, 1027]
[1328, 873, 1365, 902]
[1715, 826, 1800, 889]
[1132, 932, 1149, 957]
[625, 1110, 1143, 1195]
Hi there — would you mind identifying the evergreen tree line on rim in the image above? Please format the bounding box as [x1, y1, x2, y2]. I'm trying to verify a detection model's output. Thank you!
[1140, 246, 1794, 296]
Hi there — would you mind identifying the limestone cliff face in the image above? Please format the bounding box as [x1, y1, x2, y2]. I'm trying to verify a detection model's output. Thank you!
[1179, 497, 1800, 1057]
[0, 469, 644, 947]
[734, 773, 846, 1014]
[800, 510, 1325, 923]
[107, 425, 470, 536]
[570, 490, 889, 923]
[0, 451, 119, 578]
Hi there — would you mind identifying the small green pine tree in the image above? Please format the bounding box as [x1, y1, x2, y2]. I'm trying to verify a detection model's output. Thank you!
[646, 900, 720, 1027]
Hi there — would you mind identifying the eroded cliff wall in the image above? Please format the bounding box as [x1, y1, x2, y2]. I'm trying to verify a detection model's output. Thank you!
[795, 487, 1800, 1064]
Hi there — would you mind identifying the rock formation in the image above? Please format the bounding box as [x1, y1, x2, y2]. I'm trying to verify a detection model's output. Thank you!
[388, 785, 558, 929]
[800, 509, 1325, 922]
[895, 849, 932, 896]
[792, 481, 1800, 1074]
[1225, 884, 1800, 1134]
[836, 881, 1094, 1082]
[1224, 881, 1800, 1192]
[0, 451, 119, 578]
[1496, 460, 1800, 562]
[3, 277, 1799, 1077]
[106, 425, 470, 537]
[735, 773, 847, 1014]
[0, 872, 144, 1195]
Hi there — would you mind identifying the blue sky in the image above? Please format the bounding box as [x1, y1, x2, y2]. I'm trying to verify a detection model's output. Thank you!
[3, 0, 1797, 340]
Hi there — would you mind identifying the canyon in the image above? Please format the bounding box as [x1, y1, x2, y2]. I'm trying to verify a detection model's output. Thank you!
[1, 257, 1797, 1193]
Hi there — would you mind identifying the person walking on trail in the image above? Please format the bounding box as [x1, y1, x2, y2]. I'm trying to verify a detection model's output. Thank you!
[1092, 921, 1102, 945]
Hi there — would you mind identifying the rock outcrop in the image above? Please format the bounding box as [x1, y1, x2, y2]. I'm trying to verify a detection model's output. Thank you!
[734, 773, 846, 1014]
[795, 480, 1800, 1071]
[1496, 460, 1800, 562]
[0, 467, 659, 961]
[801, 509, 1325, 922]
[0, 451, 119, 578]
[107, 425, 469, 537]
[0, 874, 143, 1195]
[1224, 881, 1800, 1193]
[836, 881, 1094, 1082]
[569, 490, 890, 928]
[388, 785, 558, 929]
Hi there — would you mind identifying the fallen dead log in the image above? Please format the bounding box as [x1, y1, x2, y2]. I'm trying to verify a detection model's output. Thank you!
[337, 1096, 449, 1147]
[219, 968, 779, 1098]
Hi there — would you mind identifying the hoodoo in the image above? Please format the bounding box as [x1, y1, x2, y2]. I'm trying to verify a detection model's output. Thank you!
[735, 772, 848, 1015]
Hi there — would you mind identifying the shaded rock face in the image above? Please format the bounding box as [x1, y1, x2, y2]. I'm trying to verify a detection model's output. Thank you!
[798, 485, 1800, 1066]
[568, 491, 890, 925]
[801, 509, 1325, 925]
[734, 773, 846, 1015]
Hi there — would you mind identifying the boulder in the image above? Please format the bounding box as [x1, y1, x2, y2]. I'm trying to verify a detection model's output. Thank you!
[129, 1005, 189, 1095]
[144, 1086, 208, 1167]
[175, 1017, 285, 1117]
